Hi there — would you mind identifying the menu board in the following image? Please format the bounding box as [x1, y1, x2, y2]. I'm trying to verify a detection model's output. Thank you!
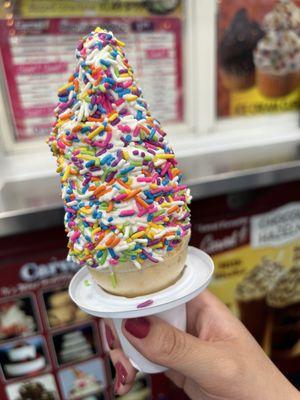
[0, 1, 183, 141]
[217, 0, 300, 117]
[0, 227, 153, 400]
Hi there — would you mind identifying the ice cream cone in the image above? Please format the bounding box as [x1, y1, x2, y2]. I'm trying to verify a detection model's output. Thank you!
[48, 27, 191, 297]
[72, 368, 86, 379]
[89, 234, 189, 297]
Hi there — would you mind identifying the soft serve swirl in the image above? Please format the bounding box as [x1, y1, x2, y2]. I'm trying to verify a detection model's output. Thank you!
[48, 28, 191, 271]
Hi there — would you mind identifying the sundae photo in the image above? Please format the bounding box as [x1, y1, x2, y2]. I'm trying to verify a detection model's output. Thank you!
[235, 256, 283, 344]
[0, 299, 36, 341]
[5, 374, 59, 400]
[52, 325, 96, 366]
[219, 8, 264, 91]
[0, 337, 48, 379]
[68, 368, 103, 399]
[16, 381, 56, 400]
[58, 358, 106, 400]
[43, 288, 89, 327]
[267, 260, 300, 372]
[217, 0, 300, 117]
[254, 0, 300, 98]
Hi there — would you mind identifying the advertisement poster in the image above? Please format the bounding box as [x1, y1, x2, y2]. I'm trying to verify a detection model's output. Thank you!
[217, 0, 300, 117]
[0, 225, 186, 400]
[16, 0, 182, 19]
[0, 1, 183, 141]
[0, 227, 113, 400]
[191, 181, 300, 389]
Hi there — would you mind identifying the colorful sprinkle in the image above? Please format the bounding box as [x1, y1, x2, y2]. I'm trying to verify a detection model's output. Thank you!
[137, 299, 154, 308]
[48, 27, 191, 271]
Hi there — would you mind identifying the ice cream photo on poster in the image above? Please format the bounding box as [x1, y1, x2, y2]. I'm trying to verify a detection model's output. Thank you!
[0, 296, 38, 342]
[57, 358, 107, 400]
[219, 8, 264, 91]
[42, 287, 89, 328]
[5, 374, 59, 400]
[219, 1, 300, 98]
[51, 324, 97, 366]
[0, 336, 49, 380]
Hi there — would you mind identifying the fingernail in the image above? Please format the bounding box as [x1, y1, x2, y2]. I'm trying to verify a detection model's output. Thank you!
[115, 361, 127, 385]
[105, 323, 115, 349]
[114, 377, 120, 395]
[124, 317, 150, 339]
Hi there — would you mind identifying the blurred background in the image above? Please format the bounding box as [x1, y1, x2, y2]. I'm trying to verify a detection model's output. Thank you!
[0, 1, 299, 399]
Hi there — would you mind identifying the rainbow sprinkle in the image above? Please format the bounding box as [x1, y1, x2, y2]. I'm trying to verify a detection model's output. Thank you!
[48, 27, 191, 271]
[137, 299, 154, 308]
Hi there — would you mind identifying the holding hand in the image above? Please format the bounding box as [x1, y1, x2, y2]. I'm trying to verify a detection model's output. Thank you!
[103, 290, 299, 400]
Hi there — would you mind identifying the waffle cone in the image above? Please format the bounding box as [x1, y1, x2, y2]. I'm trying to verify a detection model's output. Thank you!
[72, 368, 85, 378]
[88, 235, 190, 297]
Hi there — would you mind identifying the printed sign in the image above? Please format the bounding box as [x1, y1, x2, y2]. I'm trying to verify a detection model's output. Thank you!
[191, 181, 300, 388]
[19, 0, 182, 18]
[0, 7, 183, 141]
[0, 227, 112, 400]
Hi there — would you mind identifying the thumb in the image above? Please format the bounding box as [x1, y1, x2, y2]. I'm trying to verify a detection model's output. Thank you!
[122, 316, 218, 382]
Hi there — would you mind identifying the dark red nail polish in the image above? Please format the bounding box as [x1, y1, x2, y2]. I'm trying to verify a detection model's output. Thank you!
[114, 377, 120, 395]
[115, 361, 127, 385]
[124, 317, 150, 339]
[105, 323, 115, 349]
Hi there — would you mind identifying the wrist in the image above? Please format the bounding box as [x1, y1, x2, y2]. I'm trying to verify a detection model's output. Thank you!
[246, 363, 299, 400]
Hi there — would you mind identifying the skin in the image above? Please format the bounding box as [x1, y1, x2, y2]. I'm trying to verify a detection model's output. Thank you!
[104, 290, 300, 399]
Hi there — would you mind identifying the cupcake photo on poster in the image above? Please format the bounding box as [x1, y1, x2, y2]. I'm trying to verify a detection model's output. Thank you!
[0, 336, 49, 381]
[57, 358, 107, 400]
[217, 0, 300, 117]
[5, 373, 59, 400]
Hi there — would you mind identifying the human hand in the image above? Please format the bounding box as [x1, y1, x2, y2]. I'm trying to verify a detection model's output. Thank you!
[103, 290, 299, 399]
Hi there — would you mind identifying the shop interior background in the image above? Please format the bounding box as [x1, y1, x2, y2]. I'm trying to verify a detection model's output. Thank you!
[0, 0, 300, 399]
